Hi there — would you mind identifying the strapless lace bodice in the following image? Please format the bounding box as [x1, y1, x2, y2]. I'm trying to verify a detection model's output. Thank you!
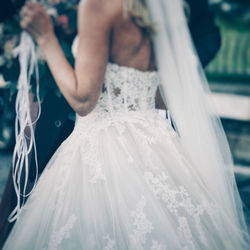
[74, 62, 161, 132]
[92, 62, 159, 115]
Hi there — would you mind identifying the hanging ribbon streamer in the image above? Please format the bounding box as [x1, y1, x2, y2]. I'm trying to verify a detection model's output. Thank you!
[146, 0, 249, 246]
[8, 30, 41, 222]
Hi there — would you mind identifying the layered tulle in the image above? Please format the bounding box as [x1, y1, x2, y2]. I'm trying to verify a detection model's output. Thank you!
[4, 110, 248, 250]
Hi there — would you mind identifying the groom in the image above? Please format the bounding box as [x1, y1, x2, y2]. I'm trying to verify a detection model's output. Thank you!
[0, 0, 221, 247]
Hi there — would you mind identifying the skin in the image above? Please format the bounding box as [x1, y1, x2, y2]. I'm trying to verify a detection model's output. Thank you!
[20, 0, 166, 116]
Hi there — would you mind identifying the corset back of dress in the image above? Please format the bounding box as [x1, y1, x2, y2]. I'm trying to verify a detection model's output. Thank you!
[89, 63, 159, 115]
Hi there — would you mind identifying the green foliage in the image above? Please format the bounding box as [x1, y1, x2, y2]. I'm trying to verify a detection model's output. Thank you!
[206, 0, 250, 81]
[210, 0, 250, 31]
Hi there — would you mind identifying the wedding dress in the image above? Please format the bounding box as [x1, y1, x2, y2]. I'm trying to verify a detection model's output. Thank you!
[3, 61, 248, 250]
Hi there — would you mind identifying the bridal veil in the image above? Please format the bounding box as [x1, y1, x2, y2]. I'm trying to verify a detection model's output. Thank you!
[145, 0, 249, 244]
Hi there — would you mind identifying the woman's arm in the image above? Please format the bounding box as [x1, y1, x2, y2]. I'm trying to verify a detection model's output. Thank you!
[21, 0, 122, 116]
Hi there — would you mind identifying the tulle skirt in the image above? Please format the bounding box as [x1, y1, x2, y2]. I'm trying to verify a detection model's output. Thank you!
[3, 110, 249, 249]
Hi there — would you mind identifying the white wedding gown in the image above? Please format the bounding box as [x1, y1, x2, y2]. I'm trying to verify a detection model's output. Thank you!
[3, 63, 248, 250]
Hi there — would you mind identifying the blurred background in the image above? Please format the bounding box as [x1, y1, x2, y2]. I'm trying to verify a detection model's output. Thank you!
[0, 0, 250, 227]
[207, 0, 250, 227]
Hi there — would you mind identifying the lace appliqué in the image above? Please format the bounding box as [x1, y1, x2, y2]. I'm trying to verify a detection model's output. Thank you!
[129, 196, 154, 249]
[103, 235, 116, 250]
[85, 140, 106, 184]
[48, 214, 77, 250]
[144, 171, 214, 249]
[103, 63, 159, 113]
[70, 129, 106, 184]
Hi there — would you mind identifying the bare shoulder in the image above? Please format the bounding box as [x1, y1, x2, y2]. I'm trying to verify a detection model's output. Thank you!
[79, 0, 123, 25]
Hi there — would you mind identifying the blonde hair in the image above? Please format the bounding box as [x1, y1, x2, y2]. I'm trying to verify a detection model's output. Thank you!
[124, 0, 155, 37]
[124, 0, 190, 36]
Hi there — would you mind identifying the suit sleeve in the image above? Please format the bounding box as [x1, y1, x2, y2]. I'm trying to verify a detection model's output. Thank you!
[187, 0, 221, 67]
[0, 0, 25, 22]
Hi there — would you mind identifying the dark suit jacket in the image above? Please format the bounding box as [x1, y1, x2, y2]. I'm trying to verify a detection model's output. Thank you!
[0, 0, 221, 247]
[0, 0, 25, 22]
[187, 0, 221, 67]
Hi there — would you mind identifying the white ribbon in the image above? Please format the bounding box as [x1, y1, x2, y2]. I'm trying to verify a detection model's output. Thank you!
[8, 31, 41, 222]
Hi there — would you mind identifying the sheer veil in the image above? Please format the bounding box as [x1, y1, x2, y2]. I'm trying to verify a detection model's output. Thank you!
[145, 0, 249, 244]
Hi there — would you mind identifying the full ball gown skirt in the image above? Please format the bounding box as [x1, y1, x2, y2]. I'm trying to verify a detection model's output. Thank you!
[3, 63, 248, 250]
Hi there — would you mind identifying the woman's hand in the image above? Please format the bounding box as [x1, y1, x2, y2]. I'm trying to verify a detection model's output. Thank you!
[20, 2, 54, 45]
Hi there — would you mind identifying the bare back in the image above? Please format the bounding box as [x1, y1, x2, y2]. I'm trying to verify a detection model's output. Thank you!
[109, 15, 156, 72]
[109, 14, 165, 109]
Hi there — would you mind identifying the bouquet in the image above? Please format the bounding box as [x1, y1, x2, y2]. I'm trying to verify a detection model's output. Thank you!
[0, 0, 79, 100]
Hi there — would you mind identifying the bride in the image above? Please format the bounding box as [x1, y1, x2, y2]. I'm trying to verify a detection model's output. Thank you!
[3, 0, 249, 249]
